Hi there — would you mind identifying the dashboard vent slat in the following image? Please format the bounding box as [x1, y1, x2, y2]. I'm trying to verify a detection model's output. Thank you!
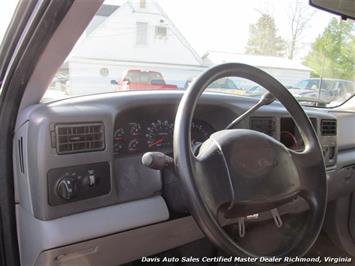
[55, 123, 105, 154]
[321, 119, 337, 136]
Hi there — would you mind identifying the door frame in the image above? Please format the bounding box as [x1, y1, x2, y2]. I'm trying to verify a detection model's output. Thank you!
[0, 1, 74, 264]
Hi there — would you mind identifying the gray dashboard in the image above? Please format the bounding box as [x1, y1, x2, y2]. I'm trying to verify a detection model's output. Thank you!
[14, 91, 340, 220]
[14, 90, 355, 266]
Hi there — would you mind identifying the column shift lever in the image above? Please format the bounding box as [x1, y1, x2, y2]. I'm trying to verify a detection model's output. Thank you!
[226, 91, 276, 129]
[142, 151, 174, 170]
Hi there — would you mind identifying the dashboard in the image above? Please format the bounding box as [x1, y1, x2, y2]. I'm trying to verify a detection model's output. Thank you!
[16, 91, 355, 266]
[14, 91, 339, 221]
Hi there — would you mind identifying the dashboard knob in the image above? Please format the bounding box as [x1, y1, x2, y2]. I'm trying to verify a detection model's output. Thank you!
[57, 176, 78, 200]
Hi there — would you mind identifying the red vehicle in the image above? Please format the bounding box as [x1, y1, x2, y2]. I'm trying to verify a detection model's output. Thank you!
[111, 69, 178, 91]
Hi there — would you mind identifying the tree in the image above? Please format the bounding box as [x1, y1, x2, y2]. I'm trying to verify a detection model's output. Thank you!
[245, 13, 286, 57]
[287, 0, 315, 59]
[304, 18, 355, 80]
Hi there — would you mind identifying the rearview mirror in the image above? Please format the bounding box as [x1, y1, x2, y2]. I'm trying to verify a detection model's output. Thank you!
[310, 0, 355, 20]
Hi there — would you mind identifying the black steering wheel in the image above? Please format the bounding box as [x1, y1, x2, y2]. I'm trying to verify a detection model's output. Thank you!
[173, 63, 327, 262]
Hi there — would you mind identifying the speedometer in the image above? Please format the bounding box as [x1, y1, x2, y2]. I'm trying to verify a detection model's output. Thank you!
[146, 120, 173, 150]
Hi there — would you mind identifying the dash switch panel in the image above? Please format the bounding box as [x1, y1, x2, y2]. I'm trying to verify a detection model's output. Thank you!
[47, 162, 111, 206]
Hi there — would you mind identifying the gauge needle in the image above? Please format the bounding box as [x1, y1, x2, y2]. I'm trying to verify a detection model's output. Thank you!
[149, 138, 163, 147]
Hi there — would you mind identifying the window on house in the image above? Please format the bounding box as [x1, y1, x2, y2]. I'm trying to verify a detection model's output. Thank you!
[136, 22, 148, 45]
[139, 0, 146, 9]
[155, 26, 167, 38]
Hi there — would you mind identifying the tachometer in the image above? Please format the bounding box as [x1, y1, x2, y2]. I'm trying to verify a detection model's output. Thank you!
[146, 120, 173, 150]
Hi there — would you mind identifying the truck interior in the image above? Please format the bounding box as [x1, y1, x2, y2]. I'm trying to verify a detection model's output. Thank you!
[0, 0, 354, 265]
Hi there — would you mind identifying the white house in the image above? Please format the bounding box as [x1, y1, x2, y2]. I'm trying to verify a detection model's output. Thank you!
[67, 0, 205, 95]
[202, 51, 311, 87]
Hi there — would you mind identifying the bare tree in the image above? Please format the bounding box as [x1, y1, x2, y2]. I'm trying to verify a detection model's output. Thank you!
[287, 0, 315, 59]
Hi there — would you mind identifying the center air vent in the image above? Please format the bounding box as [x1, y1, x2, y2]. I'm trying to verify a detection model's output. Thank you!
[321, 119, 337, 136]
[250, 117, 275, 136]
[55, 123, 105, 154]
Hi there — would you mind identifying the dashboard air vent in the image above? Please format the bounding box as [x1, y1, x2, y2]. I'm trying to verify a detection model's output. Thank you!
[250, 117, 275, 136]
[321, 119, 337, 136]
[55, 123, 105, 154]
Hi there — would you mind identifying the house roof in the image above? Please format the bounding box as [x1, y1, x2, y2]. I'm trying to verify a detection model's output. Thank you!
[96, 4, 120, 17]
[202, 51, 311, 71]
[72, 0, 203, 67]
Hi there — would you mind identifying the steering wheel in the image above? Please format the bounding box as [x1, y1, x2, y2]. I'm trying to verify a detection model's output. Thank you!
[173, 63, 327, 262]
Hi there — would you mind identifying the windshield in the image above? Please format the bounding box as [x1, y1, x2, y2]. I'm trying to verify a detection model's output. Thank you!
[44, 0, 355, 108]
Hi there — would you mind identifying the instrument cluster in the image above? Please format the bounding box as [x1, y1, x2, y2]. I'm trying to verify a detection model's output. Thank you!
[113, 119, 214, 156]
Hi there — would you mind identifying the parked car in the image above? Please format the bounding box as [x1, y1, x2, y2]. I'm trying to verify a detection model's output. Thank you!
[244, 85, 267, 96]
[184, 77, 244, 95]
[111, 69, 177, 91]
[289, 78, 354, 104]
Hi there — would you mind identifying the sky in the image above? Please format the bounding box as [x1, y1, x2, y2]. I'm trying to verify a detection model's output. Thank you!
[156, 0, 337, 60]
[0, 0, 337, 61]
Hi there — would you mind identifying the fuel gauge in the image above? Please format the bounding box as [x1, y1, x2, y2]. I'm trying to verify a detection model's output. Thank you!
[128, 138, 140, 152]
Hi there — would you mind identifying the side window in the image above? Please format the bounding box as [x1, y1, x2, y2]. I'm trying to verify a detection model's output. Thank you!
[335, 82, 344, 96]
[308, 80, 319, 90]
[126, 71, 140, 83]
[327, 81, 336, 91]
[295, 80, 307, 89]
[136, 22, 148, 45]
[150, 72, 164, 81]
[345, 82, 354, 93]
